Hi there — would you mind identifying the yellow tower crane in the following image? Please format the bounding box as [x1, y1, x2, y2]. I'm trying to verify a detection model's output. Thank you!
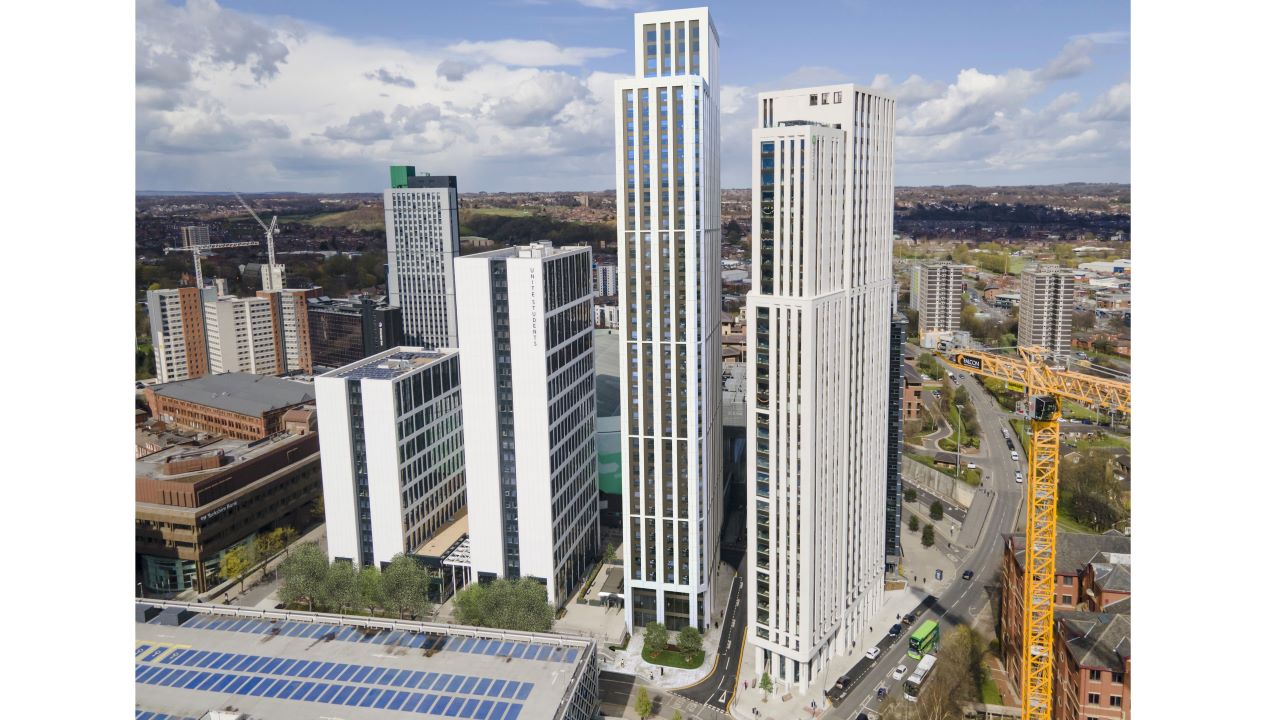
[938, 346, 1130, 720]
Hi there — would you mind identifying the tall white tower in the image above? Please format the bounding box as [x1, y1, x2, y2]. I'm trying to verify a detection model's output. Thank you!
[746, 84, 896, 692]
[385, 166, 460, 349]
[615, 7, 722, 632]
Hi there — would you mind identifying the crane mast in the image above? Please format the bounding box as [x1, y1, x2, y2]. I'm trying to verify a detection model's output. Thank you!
[233, 191, 283, 291]
[939, 346, 1129, 720]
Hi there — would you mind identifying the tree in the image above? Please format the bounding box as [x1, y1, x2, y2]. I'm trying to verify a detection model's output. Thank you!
[930, 500, 944, 521]
[677, 626, 703, 656]
[277, 542, 328, 611]
[759, 672, 773, 694]
[357, 565, 385, 614]
[278, 526, 299, 556]
[322, 560, 359, 614]
[310, 496, 325, 521]
[917, 625, 983, 718]
[220, 544, 256, 592]
[452, 578, 555, 632]
[603, 542, 616, 564]
[382, 553, 433, 619]
[1072, 310, 1095, 332]
[904, 488, 917, 504]
[644, 621, 669, 657]
[635, 687, 652, 719]
[908, 515, 920, 532]
[922, 525, 935, 548]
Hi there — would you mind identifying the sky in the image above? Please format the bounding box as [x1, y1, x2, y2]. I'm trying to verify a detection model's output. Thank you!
[136, 0, 1131, 192]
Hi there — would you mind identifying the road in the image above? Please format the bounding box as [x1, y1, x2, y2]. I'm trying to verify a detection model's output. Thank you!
[824, 358, 1026, 719]
[673, 574, 745, 712]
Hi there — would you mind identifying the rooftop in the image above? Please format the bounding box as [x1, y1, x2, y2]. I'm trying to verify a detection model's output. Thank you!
[1057, 609, 1131, 671]
[1008, 531, 1130, 576]
[135, 601, 594, 720]
[136, 430, 312, 484]
[465, 241, 589, 261]
[414, 512, 469, 561]
[327, 348, 452, 382]
[151, 374, 315, 418]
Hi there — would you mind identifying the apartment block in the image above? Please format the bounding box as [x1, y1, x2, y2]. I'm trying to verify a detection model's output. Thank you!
[147, 286, 217, 383]
[1019, 264, 1075, 354]
[205, 296, 280, 375]
[616, 6, 723, 631]
[308, 296, 404, 370]
[258, 289, 314, 375]
[593, 262, 618, 297]
[456, 242, 601, 608]
[318, 348, 467, 569]
[385, 166, 460, 348]
[745, 83, 895, 692]
[179, 225, 210, 248]
[910, 262, 962, 348]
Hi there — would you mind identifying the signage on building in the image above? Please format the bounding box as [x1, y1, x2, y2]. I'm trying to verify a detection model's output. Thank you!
[959, 356, 982, 371]
[199, 500, 238, 524]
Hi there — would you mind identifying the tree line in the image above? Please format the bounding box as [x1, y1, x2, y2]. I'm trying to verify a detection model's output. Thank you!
[275, 543, 434, 619]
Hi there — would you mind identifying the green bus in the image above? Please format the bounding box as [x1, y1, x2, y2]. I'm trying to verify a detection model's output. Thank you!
[907, 620, 940, 659]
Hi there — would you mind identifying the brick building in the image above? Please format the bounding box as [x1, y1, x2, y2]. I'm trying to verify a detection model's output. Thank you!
[135, 427, 322, 594]
[999, 531, 1131, 720]
[145, 373, 315, 441]
[903, 363, 925, 422]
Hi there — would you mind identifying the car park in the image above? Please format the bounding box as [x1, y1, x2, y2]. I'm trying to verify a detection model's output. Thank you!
[865, 647, 881, 661]
[892, 664, 908, 680]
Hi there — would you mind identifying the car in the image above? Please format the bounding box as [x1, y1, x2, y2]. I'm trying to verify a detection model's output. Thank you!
[1015, 471, 1023, 483]
[934, 569, 944, 581]
[1006, 438, 1015, 450]
[1001, 427, 1009, 438]
[826, 676, 851, 698]
[889, 623, 903, 637]
[1077, 352, 1088, 359]
[877, 685, 888, 699]
[966, 462, 977, 469]
[932, 390, 941, 398]
[865, 647, 881, 661]
[856, 714, 870, 720]
[1011, 451, 1019, 461]
[962, 569, 974, 580]
[903, 613, 916, 625]
[892, 664, 909, 680]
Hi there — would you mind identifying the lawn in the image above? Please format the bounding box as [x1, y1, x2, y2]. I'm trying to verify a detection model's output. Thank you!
[1055, 508, 1099, 535]
[1074, 433, 1130, 451]
[981, 676, 1003, 704]
[1062, 401, 1104, 423]
[299, 206, 386, 231]
[644, 648, 705, 669]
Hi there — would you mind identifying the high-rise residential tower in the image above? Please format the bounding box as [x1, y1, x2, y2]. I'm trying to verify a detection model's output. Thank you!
[179, 225, 210, 249]
[456, 242, 601, 608]
[317, 348, 467, 568]
[1018, 264, 1074, 354]
[615, 7, 722, 632]
[385, 165, 460, 348]
[204, 296, 280, 376]
[910, 262, 962, 348]
[746, 84, 895, 692]
[147, 286, 217, 383]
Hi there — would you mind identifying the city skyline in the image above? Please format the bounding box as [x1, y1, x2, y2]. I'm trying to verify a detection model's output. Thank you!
[137, 0, 1130, 193]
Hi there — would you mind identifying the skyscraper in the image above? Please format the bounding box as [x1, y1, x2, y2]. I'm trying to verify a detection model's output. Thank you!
[258, 288, 314, 375]
[887, 311, 907, 562]
[317, 348, 467, 568]
[204, 296, 281, 376]
[179, 225, 210, 249]
[616, 7, 722, 632]
[385, 165, 460, 348]
[746, 84, 895, 692]
[147, 286, 216, 383]
[911, 262, 962, 348]
[1018, 264, 1074, 354]
[456, 242, 601, 608]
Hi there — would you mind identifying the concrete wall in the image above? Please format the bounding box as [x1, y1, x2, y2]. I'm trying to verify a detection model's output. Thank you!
[902, 457, 975, 508]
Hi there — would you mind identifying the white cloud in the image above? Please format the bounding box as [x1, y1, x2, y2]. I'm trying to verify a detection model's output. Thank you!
[1083, 82, 1130, 122]
[445, 39, 621, 67]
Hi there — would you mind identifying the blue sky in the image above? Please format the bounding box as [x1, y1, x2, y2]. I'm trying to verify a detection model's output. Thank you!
[138, 0, 1130, 191]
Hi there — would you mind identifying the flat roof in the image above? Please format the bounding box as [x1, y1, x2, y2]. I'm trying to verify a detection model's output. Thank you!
[415, 512, 469, 559]
[151, 374, 315, 418]
[136, 431, 313, 483]
[327, 348, 452, 382]
[135, 602, 594, 720]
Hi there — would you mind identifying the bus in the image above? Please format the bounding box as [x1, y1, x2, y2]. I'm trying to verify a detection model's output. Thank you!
[907, 619, 940, 659]
[903, 654, 937, 702]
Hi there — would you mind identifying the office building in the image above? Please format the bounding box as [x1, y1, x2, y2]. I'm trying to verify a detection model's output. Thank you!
[318, 348, 467, 569]
[1018, 264, 1074, 354]
[147, 286, 217, 383]
[205, 295, 280, 375]
[385, 166, 460, 348]
[910, 262, 962, 348]
[308, 296, 404, 370]
[145, 372, 315, 441]
[615, 6, 723, 631]
[136, 424, 321, 594]
[746, 83, 895, 692]
[593, 262, 618, 297]
[456, 242, 601, 608]
[179, 225, 210, 248]
[134, 602, 600, 720]
[887, 312, 906, 562]
[258, 288, 314, 375]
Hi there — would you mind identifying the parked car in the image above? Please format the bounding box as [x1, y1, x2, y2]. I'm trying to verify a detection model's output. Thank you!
[1015, 471, 1023, 484]
[962, 569, 974, 580]
[889, 623, 902, 637]
[826, 676, 851, 700]
[903, 613, 916, 626]
[892, 664, 909, 680]
[865, 647, 881, 661]
[966, 462, 977, 469]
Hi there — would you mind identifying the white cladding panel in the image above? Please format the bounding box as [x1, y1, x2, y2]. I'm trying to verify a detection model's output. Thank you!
[317, 374, 359, 563]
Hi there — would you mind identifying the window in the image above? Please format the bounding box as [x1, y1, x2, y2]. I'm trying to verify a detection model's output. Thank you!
[833, 91, 842, 103]
[1112, 672, 1123, 683]
[809, 94, 818, 106]
[1088, 669, 1101, 681]
[821, 92, 829, 104]
[1087, 693, 1100, 705]
[1061, 594, 1072, 604]
[1063, 576, 1074, 586]
[1110, 696, 1122, 707]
